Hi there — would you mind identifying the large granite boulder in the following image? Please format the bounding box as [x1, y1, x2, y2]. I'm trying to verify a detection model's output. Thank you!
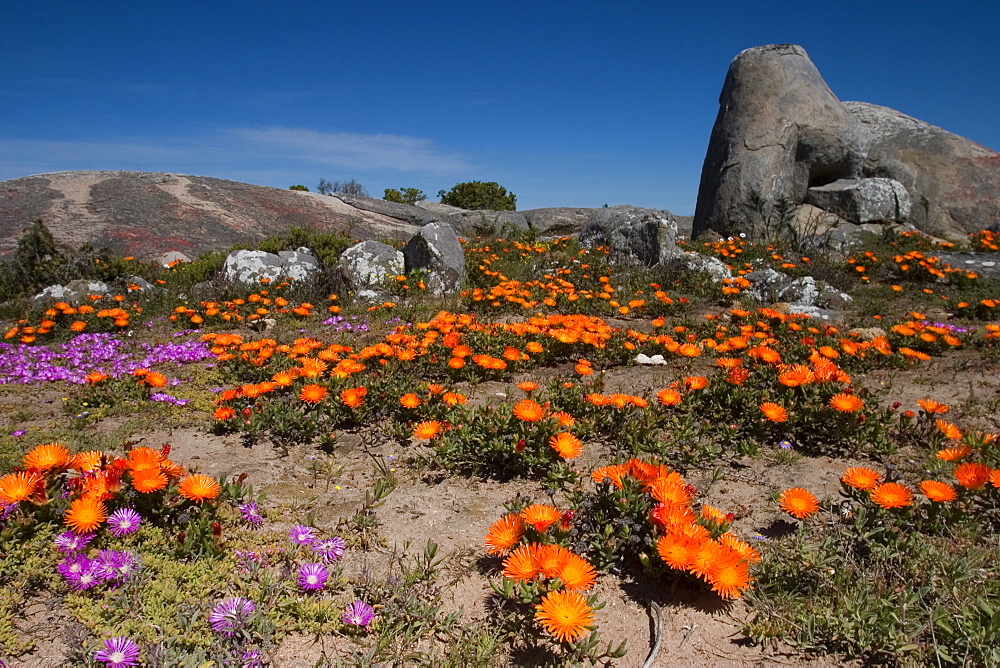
[693, 44, 868, 238]
[402, 222, 465, 295]
[693, 44, 1000, 241]
[844, 101, 1000, 238]
[339, 240, 404, 289]
[579, 206, 678, 266]
[223, 248, 320, 286]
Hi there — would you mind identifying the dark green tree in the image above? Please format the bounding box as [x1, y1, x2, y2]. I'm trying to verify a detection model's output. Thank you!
[437, 181, 516, 210]
[383, 187, 426, 205]
[289, 185, 309, 191]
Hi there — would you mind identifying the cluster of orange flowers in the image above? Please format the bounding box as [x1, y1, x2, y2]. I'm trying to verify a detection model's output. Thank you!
[0, 442, 220, 535]
[969, 229, 999, 252]
[171, 288, 325, 326]
[4, 298, 142, 343]
[593, 459, 758, 600]
[484, 504, 596, 643]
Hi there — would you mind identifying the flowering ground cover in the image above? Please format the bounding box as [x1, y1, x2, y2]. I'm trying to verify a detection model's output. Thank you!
[1, 225, 999, 666]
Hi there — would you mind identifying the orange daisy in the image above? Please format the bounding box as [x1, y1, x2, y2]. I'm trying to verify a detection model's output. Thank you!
[870, 482, 914, 509]
[656, 388, 682, 407]
[126, 447, 163, 472]
[935, 419, 962, 440]
[517, 381, 539, 393]
[549, 432, 583, 459]
[954, 462, 991, 490]
[916, 398, 949, 414]
[503, 543, 542, 581]
[919, 480, 957, 503]
[936, 445, 971, 462]
[760, 402, 788, 423]
[131, 468, 169, 493]
[299, 384, 328, 404]
[840, 467, 883, 491]
[591, 464, 627, 489]
[778, 487, 819, 519]
[399, 393, 421, 409]
[64, 496, 107, 533]
[706, 555, 752, 599]
[178, 474, 221, 503]
[484, 514, 526, 555]
[520, 504, 561, 532]
[340, 386, 367, 408]
[412, 420, 443, 441]
[22, 443, 71, 471]
[683, 376, 708, 390]
[829, 393, 864, 413]
[656, 532, 700, 571]
[512, 399, 545, 422]
[534, 590, 595, 643]
[0, 471, 41, 506]
[555, 552, 597, 592]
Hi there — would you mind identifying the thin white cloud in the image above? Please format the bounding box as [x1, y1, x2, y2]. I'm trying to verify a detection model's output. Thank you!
[0, 127, 473, 183]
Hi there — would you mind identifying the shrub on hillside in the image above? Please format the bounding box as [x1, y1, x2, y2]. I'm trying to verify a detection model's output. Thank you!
[438, 181, 516, 211]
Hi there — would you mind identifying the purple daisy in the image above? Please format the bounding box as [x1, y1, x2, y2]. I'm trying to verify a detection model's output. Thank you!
[94, 636, 141, 667]
[311, 536, 346, 564]
[239, 501, 264, 527]
[342, 600, 375, 628]
[72, 559, 106, 590]
[289, 524, 316, 546]
[55, 530, 96, 553]
[58, 554, 93, 586]
[297, 562, 329, 591]
[95, 550, 138, 582]
[107, 508, 142, 537]
[209, 596, 257, 637]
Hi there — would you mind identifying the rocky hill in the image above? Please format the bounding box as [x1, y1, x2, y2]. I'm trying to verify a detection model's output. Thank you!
[0, 170, 693, 259]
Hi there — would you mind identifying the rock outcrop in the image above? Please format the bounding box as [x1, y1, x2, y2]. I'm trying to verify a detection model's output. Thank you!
[402, 222, 465, 296]
[693, 44, 1000, 241]
[579, 206, 679, 266]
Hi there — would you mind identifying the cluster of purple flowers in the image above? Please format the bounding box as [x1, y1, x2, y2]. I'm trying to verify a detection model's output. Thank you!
[209, 596, 257, 637]
[0, 333, 213, 385]
[321, 314, 370, 333]
[238, 500, 264, 527]
[924, 320, 976, 334]
[148, 392, 190, 406]
[287, 525, 349, 593]
[58, 550, 138, 589]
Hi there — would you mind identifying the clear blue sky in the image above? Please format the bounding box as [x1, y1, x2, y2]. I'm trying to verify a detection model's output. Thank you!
[2, 1, 998, 214]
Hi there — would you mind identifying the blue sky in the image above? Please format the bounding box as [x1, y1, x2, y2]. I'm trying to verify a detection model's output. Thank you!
[2, 1, 998, 214]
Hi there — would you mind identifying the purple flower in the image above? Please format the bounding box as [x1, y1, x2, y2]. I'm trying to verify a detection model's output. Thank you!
[342, 600, 375, 628]
[95, 550, 138, 582]
[311, 536, 346, 564]
[297, 562, 329, 591]
[55, 530, 96, 553]
[94, 636, 141, 667]
[11, 429, 25, 437]
[58, 554, 91, 584]
[289, 524, 316, 546]
[149, 392, 190, 406]
[209, 597, 257, 637]
[239, 501, 264, 527]
[108, 508, 142, 537]
[241, 648, 263, 668]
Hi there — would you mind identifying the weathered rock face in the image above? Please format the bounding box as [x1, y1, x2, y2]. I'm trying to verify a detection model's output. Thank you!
[339, 240, 404, 289]
[413, 201, 528, 238]
[402, 222, 465, 296]
[579, 206, 678, 266]
[844, 101, 1000, 238]
[694, 45, 868, 237]
[0, 171, 421, 258]
[693, 45, 1000, 240]
[223, 248, 320, 286]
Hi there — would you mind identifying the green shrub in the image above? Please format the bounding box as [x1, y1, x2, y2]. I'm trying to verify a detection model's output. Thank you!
[438, 181, 516, 211]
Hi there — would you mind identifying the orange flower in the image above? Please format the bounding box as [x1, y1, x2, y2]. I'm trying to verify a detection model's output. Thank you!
[760, 402, 788, 423]
[684, 376, 708, 390]
[503, 543, 542, 581]
[299, 384, 328, 404]
[521, 504, 561, 532]
[706, 554, 752, 599]
[677, 343, 701, 357]
[778, 487, 819, 519]
[650, 475, 693, 506]
[935, 419, 962, 440]
[549, 432, 583, 459]
[534, 590, 594, 643]
[656, 532, 701, 571]
[340, 386, 367, 408]
[719, 533, 760, 564]
[777, 364, 814, 387]
[64, 496, 107, 534]
[512, 399, 545, 422]
[412, 420, 443, 440]
[178, 474, 221, 503]
[954, 462, 991, 490]
[550, 411, 575, 427]
[126, 447, 163, 472]
[0, 471, 41, 506]
[870, 482, 914, 509]
[484, 514, 526, 555]
[131, 468, 168, 493]
[725, 367, 750, 385]
[656, 388, 682, 407]
[144, 371, 168, 388]
[916, 398, 949, 414]
[84, 371, 107, 384]
[399, 393, 421, 409]
[556, 551, 597, 592]
[936, 445, 971, 461]
[591, 464, 627, 489]
[840, 467, 883, 491]
[70, 451, 103, 473]
[919, 480, 957, 503]
[214, 406, 236, 421]
[517, 381, 539, 392]
[829, 393, 863, 413]
[23, 443, 71, 471]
